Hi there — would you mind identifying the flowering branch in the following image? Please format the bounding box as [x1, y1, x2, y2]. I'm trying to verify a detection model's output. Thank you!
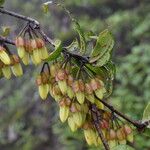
[0, 7, 150, 150]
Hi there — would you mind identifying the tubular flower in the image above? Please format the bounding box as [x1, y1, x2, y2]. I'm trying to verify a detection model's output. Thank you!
[11, 55, 23, 77]
[59, 97, 71, 122]
[72, 79, 85, 104]
[0, 61, 11, 79]
[15, 36, 25, 58]
[0, 46, 11, 65]
[55, 69, 68, 95]
[36, 38, 49, 60]
[31, 39, 41, 64]
[90, 78, 106, 99]
[36, 72, 50, 100]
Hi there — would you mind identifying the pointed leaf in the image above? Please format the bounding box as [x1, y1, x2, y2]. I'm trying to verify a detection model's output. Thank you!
[46, 40, 62, 62]
[142, 102, 150, 128]
[92, 52, 110, 67]
[74, 22, 86, 55]
[65, 39, 78, 52]
[91, 29, 114, 58]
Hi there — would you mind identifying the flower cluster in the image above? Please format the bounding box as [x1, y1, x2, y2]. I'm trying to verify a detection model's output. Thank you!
[15, 26, 49, 65]
[36, 61, 121, 146]
[0, 45, 23, 79]
[83, 111, 133, 148]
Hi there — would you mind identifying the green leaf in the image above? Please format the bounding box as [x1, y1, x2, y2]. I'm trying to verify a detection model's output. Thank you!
[0, 0, 5, 6]
[86, 64, 106, 79]
[90, 29, 114, 66]
[65, 39, 78, 52]
[91, 52, 110, 67]
[112, 145, 134, 150]
[1, 26, 11, 37]
[74, 22, 86, 55]
[46, 39, 62, 62]
[142, 102, 150, 128]
[91, 29, 114, 57]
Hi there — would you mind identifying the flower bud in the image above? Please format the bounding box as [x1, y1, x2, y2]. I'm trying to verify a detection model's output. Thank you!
[100, 119, 109, 129]
[31, 39, 41, 64]
[65, 97, 72, 106]
[103, 112, 111, 121]
[38, 84, 49, 100]
[50, 64, 57, 77]
[108, 140, 117, 149]
[52, 84, 62, 101]
[68, 117, 78, 132]
[84, 129, 97, 146]
[67, 75, 74, 86]
[59, 105, 69, 123]
[123, 124, 133, 142]
[76, 92, 85, 104]
[11, 55, 23, 77]
[109, 129, 116, 140]
[0, 46, 11, 65]
[90, 78, 101, 91]
[22, 52, 30, 65]
[123, 124, 132, 135]
[81, 103, 89, 114]
[36, 75, 42, 86]
[116, 128, 126, 141]
[95, 88, 104, 99]
[72, 80, 85, 104]
[58, 80, 67, 95]
[72, 112, 83, 127]
[2, 66, 11, 79]
[56, 69, 67, 81]
[30, 54, 38, 65]
[25, 40, 32, 53]
[15, 37, 25, 58]
[85, 83, 95, 103]
[95, 100, 104, 110]
[70, 103, 79, 113]
[56, 69, 67, 94]
[11, 63, 23, 77]
[67, 86, 74, 99]
[36, 38, 48, 60]
[127, 132, 134, 143]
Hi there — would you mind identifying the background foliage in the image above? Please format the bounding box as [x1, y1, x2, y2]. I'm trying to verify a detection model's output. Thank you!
[0, 0, 150, 149]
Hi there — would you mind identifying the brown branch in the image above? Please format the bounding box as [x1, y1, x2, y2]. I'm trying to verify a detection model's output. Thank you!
[0, 8, 40, 27]
[0, 36, 15, 45]
[0, 7, 90, 64]
[91, 104, 110, 150]
[94, 95, 150, 131]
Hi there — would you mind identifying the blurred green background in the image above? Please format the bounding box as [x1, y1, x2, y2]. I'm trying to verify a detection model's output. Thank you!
[0, 0, 150, 150]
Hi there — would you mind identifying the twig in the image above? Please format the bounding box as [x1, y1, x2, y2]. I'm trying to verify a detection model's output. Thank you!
[0, 8, 40, 27]
[0, 8, 90, 64]
[91, 104, 110, 150]
[94, 95, 150, 131]
[0, 36, 15, 45]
